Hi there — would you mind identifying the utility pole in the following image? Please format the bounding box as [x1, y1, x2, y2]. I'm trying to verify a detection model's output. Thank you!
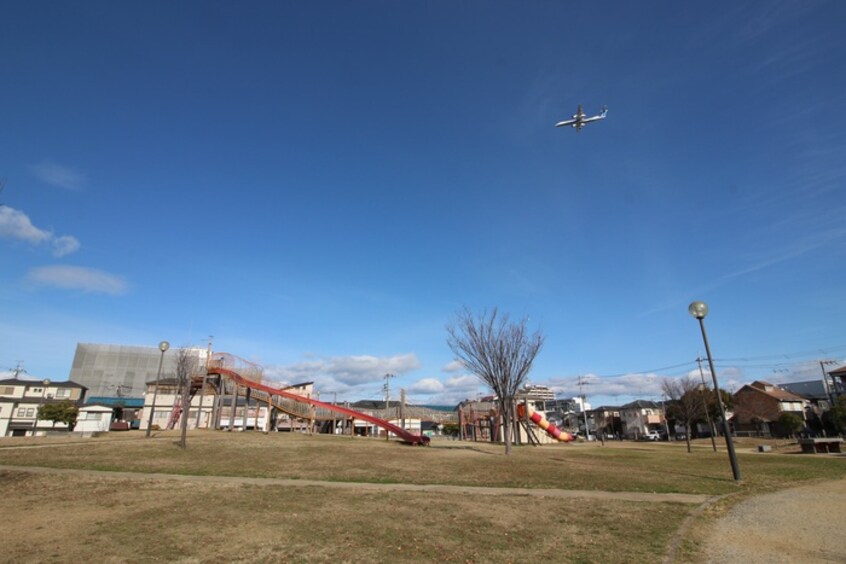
[577, 376, 590, 439]
[383, 373, 395, 410]
[400, 389, 406, 431]
[333, 391, 338, 435]
[697, 356, 718, 452]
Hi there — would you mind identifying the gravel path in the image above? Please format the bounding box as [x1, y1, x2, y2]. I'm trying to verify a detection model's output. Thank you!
[701, 478, 846, 563]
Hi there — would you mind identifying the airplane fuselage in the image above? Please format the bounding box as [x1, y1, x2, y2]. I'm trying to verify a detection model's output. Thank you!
[555, 105, 607, 132]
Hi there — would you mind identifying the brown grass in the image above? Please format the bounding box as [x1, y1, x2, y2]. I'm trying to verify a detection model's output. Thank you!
[1, 431, 843, 562]
[1, 431, 843, 496]
[0, 469, 689, 563]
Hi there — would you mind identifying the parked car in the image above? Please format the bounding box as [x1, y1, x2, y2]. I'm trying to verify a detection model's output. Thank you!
[643, 431, 661, 441]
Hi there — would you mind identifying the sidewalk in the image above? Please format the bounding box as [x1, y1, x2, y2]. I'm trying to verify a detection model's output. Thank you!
[701, 478, 846, 562]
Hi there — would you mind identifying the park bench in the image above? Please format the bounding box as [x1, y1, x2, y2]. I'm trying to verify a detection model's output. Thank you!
[798, 438, 843, 454]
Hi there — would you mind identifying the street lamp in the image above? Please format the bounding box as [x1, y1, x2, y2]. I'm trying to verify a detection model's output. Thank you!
[688, 301, 741, 481]
[145, 340, 170, 438]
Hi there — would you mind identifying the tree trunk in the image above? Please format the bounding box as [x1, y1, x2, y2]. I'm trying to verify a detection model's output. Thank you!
[501, 399, 513, 455]
[179, 385, 190, 449]
[685, 423, 692, 453]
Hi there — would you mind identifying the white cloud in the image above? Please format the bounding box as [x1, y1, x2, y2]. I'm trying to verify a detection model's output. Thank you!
[0, 206, 51, 244]
[265, 353, 421, 392]
[547, 372, 667, 401]
[446, 374, 479, 388]
[26, 265, 128, 295]
[0, 206, 81, 256]
[30, 161, 86, 190]
[51, 235, 81, 257]
[409, 378, 445, 394]
[442, 360, 464, 372]
[407, 372, 484, 406]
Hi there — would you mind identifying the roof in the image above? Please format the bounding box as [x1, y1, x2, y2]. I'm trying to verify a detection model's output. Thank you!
[80, 404, 115, 412]
[0, 378, 86, 389]
[829, 365, 846, 376]
[620, 399, 660, 410]
[740, 381, 805, 402]
[779, 380, 830, 400]
[85, 396, 145, 408]
[284, 381, 314, 389]
[350, 400, 401, 410]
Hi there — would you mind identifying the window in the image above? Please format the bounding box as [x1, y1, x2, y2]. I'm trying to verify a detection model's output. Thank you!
[83, 412, 104, 421]
[55, 388, 71, 399]
[31, 387, 43, 394]
[16, 408, 27, 417]
[1, 386, 15, 395]
[17, 407, 35, 418]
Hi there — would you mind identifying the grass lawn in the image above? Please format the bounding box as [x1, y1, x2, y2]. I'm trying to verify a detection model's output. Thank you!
[0, 431, 843, 562]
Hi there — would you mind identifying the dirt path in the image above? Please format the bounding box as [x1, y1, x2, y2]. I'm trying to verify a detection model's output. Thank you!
[700, 478, 846, 563]
[0, 463, 708, 504]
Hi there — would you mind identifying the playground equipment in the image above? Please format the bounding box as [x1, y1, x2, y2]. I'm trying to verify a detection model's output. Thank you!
[517, 403, 575, 443]
[187, 352, 429, 445]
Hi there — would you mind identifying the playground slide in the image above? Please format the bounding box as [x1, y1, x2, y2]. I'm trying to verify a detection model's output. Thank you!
[517, 404, 575, 442]
[209, 365, 430, 445]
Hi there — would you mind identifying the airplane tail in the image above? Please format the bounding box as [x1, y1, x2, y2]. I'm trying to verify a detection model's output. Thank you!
[600, 106, 608, 117]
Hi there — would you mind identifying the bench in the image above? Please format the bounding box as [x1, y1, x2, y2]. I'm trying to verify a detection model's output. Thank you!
[798, 438, 843, 454]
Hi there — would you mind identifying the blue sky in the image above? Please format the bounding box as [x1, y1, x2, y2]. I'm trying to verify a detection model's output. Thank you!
[2, 2, 845, 406]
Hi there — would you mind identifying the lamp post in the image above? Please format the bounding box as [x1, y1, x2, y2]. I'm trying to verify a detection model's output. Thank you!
[145, 340, 170, 438]
[688, 301, 741, 481]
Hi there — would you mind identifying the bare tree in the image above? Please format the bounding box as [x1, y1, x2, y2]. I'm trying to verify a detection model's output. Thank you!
[661, 376, 704, 453]
[447, 307, 544, 455]
[175, 348, 199, 449]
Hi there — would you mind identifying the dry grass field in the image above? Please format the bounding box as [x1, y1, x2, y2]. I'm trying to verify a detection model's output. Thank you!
[1, 431, 843, 562]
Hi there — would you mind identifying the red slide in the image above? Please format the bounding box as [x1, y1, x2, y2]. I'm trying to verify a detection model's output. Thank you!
[517, 403, 574, 442]
[208, 365, 430, 445]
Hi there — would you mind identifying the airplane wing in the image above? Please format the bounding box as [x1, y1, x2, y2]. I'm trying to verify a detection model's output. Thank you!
[555, 118, 577, 127]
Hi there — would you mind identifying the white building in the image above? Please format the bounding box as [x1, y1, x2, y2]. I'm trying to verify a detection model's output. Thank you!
[0, 378, 87, 436]
[76, 405, 115, 435]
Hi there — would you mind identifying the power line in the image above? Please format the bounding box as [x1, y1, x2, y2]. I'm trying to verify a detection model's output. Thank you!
[713, 343, 846, 363]
[586, 360, 698, 379]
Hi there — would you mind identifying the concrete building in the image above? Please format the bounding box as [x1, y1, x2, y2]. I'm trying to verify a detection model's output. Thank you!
[68, 342, 207, 400]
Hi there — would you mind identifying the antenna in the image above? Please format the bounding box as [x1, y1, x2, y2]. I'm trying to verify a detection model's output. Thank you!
[10, 361, 26, 379]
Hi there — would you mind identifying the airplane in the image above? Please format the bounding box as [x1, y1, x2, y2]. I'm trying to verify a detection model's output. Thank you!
[555, 105, 608, 132]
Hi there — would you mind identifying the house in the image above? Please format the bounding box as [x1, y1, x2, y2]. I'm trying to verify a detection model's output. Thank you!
[777, 380, 834, 436]
[76, 404, 115, 434]
[0, 378, 87, 436]
[618, 400, 665, 439]
[827, 365, 846, 398]
[588, 406, 623, 438]
[732, 380, 808, 437]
